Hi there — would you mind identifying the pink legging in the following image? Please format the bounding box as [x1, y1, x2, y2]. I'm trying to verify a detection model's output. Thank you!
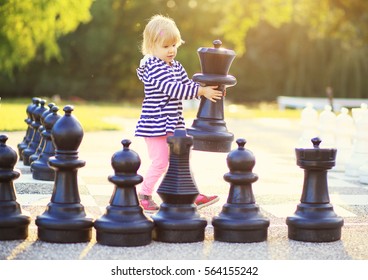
[139, 134, 171, 196]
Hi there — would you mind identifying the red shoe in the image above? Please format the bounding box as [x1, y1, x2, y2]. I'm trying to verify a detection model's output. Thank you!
[138, 194, 159, 212]
[195, 194, 219, 209]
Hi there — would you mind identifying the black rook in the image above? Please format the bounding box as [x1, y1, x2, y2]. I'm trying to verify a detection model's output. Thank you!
[286, 137, 344, 242]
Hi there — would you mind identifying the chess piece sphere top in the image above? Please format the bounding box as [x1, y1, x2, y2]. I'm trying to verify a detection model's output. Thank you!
[63, 105, 74, 115]
[41, 103, 55, 121]
[28, 97, 40, 121]
[213, 39, 221, 48]
[0, 135, 18, 169]
[43, 106, 60, 131]
[51, 105, 83, 152]
[227, 138, 256, 173]
[26, 99, 35, 118]
[340, 107, 349, 115]
[312, 137, 322, 148]
[33, 99, 47, 122]
[111, 139, 141, 175]
[336, 107, 354, 134]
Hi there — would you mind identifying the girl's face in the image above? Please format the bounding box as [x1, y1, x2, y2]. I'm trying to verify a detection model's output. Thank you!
[152, 41, 178, 65]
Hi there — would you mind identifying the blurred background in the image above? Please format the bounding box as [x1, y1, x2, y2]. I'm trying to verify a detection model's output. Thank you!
[1, 0, 368, 104]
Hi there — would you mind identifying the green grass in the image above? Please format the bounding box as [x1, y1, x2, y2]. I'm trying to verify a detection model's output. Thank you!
[0, 98, 300, 132]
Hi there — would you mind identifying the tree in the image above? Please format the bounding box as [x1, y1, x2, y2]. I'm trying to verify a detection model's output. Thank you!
[1, 0, 367, 102]
[217, 0, 368, 56]
[0, 0, 93, 75]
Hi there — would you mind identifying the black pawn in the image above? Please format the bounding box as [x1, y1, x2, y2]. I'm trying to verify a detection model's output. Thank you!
[212, 138, 270, 243]
[36, 105, 93, 243]
[18, 97, 40, 160]
[0, 135, 31, 240]
[31, 106, 61, 181]
[22, 99, 47, 165]
[17, 98, 34, 161]
[286, 137, 344, 242]
[94, 139, 154, 246]
[29, 102, 55, 165]
[152, 129, 207, 243]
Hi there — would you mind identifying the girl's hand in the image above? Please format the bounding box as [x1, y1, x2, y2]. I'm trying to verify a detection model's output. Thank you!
[198, 86, 223, 102]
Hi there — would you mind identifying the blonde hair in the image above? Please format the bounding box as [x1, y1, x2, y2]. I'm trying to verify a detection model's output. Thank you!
[141, 14, 184, 55]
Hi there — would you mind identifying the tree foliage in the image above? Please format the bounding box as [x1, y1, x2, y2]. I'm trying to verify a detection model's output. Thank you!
[0, 0, 367, 102]
[218, 0, 368, 56]
[0, 0, 93, 74]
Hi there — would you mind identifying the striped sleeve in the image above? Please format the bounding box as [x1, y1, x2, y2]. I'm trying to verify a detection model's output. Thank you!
[143, 62, 199, 100]
[177, 62, 193, 85]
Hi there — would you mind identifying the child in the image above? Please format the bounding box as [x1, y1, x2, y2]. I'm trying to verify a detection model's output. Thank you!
[135, 14, 222, 211]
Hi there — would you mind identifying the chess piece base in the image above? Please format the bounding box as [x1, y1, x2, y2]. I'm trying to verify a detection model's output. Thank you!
[95, 206, 154, 247]
[153, 227, 205, 243]
[0, 200, 31, 240]
[36, 204, 93, 243]
[37, 227, 92, 243]
[214, 228, 268, 243]
[0, 214, 30, 240]
[97, 231, 152, 247]
[31, 160, 55, 181]
[0, 225, 29, 240]
[212, 204, 270, 243]
[286, 203, 344, 242]
[152, 204, 207, 243]
[287, 226, 342, 243]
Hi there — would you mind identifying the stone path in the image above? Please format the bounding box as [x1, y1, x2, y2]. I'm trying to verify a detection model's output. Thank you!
[1, 118, 368, 260]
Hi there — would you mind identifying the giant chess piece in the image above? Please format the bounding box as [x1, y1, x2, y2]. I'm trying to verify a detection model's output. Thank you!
[18, 97, 40, 160]
[298, 103, 318, 147]
[95, 139, 154, 246]
[345, 104, 368, 177]
[212, 138, 270, 243]
[36, 105, 93, 243]
[29, 102, 55, 165]
[31, 106, 61, 181]
[317, 105, 336, 148]
[0, 135, 31, 240]
[358, 105, 368, 183]
[286, 137, 343, 242]
[22, 99, 47, 165]
[187, 40, 236, 152]
[333, 107, 354, 172]
[152, 129, 207, 243]
[17, 98, 36, 160]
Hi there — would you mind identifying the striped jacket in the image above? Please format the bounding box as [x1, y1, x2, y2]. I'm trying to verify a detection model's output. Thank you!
[135, 56, 199, 137]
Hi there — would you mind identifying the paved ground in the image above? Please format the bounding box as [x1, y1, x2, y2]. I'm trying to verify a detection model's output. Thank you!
[1, 117, 368, 262]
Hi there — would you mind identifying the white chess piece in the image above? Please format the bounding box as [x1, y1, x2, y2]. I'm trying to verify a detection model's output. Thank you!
[298, 102, 318, 147]
[352, 103, 367, 123]
[333, 107, 354, 172]
[318, 105, 336, 148]
[345, 104, 368, 177]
